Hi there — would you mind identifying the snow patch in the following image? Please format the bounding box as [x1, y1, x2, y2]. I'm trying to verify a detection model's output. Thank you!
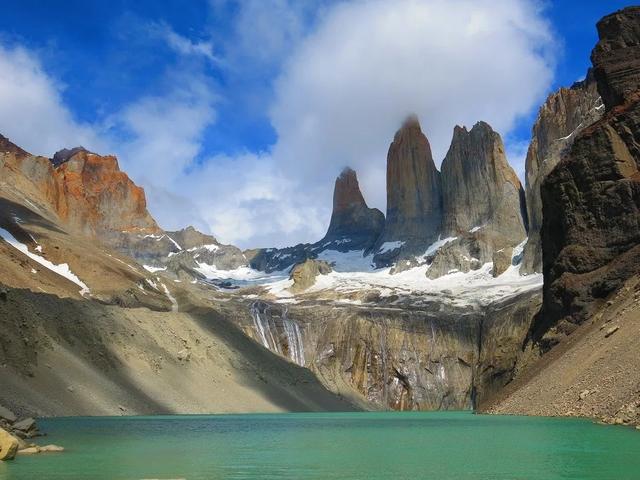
[187, 243, 219, 252]
[0, 227, 90, 296]
[316, 249, 376, 272]
[418, 236, 458, 261]
[378, 240, 405, 254]
[143, 265, 167, 273]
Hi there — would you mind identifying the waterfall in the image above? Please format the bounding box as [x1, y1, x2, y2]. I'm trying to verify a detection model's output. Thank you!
[282, 308, 305, 367]
[250, 302, 305, 366]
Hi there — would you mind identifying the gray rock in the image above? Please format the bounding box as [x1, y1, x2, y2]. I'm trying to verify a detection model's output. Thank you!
[12, 418, 35, 433]
[0, 406, 16, 424]
[374, 115, 443, 265]
[521, 72, 603, 273]
[441, 122, 527, 249]
[322, 167, 384, 250]
[290, 259, 332, 292]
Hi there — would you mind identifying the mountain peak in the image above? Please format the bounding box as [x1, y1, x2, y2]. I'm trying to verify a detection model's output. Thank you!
[0, 134, 30, 158]
[51, 147, 92, 167]
[323, 167, 384, 249]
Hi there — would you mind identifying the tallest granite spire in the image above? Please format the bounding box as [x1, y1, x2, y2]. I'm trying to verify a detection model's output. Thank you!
[374, 115, 443, 262]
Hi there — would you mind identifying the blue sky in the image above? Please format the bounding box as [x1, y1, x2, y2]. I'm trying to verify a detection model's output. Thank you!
[0, 0, 633, 247]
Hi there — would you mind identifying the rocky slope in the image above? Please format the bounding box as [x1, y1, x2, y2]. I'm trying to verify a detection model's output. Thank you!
[521, 74, 603, 273]
[484, 6, 640, 427]
[484, 274, 640, 427]
[0, 140, 359, 415]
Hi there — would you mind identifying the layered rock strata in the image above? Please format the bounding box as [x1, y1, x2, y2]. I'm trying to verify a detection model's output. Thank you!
[244, 290, 541, 411]
[521, 74, 603, 273]
[533, 6, 640, 341]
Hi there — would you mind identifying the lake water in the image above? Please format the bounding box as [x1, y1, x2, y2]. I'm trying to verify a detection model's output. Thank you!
[1, 412, 639, 479]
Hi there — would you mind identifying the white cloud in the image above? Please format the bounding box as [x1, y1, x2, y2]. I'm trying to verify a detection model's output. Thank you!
[152, 22, 219, 64]
[0, 0, 557, 249]
[269, 0, 555, 213]
[112, 72, 217, 187]
[0, 44, 108, 156]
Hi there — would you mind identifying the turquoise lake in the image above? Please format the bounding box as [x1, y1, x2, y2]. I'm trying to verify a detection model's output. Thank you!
[1, 412, 639, 479]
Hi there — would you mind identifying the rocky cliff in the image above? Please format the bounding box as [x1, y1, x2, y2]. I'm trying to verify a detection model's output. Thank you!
[532, 6, 640, 342]
[441, 122, 526, 243]
[244, 290, 541, 411]
[53, 148, 160, 240]
[322, 168, 384, 250]
[247, 167, 382, 274]
[423, 122, 528, 278]
[374, 116, 443, 265]
[521, 74, 603, 273]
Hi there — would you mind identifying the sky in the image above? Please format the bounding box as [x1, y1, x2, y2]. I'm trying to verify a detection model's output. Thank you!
[0, 0, 633, 248]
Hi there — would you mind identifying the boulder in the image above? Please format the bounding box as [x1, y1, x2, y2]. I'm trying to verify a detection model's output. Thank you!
[492, 248, 513, 277]
[0, 406, 16, 424]
[12, 418, 36, 433]
[0, 427, 19, 461]
[290, 259, 332, 292]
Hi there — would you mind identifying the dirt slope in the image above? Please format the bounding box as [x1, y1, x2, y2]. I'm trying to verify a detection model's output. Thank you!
[482, 275, 640, 427]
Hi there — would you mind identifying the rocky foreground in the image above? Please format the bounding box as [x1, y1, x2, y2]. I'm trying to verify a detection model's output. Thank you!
[0, 406, 63, 460]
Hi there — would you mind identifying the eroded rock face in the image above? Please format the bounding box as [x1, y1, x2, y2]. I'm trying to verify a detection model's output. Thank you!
[243, 290, 541, 411]
[533, 6, 640, 340]
[323, 168, 384, 250]
[591, 7, 640, 110]
[521, 74, 603, 273]
[290, 259, 332, 292]
[374, 116, 443, 264]
[441, 122, 526, 245]
[54, 149, 160, 239]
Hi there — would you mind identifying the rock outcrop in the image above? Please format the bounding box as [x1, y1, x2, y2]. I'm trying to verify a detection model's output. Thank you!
[441, 122, 526, 244]
[248, 168, 382, 274]
[374, 116, 443, 265]
[532, 6, 640, 341]
[521, 74, 603, 273]
[289, 259, 332, 292]
[0, 428, 18, 461]
[245, 289, 541, 410]
[0, 134, 29, 159]
[591, 7, 640, 110]
[53, 148, 160, 240]
[322, 168, 384, 250]
[426, 122, 527, 278]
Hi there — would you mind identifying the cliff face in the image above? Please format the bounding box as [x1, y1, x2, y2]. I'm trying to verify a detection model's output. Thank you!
[54, 149, 160, 239]
[521, 75, 603, 273]
[323, 168, 384, 250]
[533, 6, 640, 340]
[244, 290, 541, 411]
[441, 122, 527, 247]
[374, 116, 442, 264]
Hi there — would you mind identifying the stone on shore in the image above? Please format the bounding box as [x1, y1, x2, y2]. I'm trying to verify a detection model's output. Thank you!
[0, 427, 19, 461]
[0, 406, 16, 424]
